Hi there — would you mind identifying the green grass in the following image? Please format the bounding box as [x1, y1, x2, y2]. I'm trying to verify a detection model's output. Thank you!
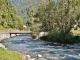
[0, 47, 23, 60]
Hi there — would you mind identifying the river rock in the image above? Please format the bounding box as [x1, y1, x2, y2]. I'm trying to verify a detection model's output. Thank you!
[23, 55, 31, 60]
[23, 55, 36, 60]
[0, 43, 6, 49]
[37, 54, 42, 58]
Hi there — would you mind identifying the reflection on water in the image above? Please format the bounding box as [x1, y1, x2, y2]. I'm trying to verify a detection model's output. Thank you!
[2, 34, 80, 60]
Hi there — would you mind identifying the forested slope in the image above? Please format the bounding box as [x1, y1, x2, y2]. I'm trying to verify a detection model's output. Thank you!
[8, 0, 49, 23]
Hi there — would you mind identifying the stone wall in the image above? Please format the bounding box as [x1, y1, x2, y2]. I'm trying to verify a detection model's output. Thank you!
[0, 34, 10, 42]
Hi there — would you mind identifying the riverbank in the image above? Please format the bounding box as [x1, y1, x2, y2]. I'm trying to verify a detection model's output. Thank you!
[0, 34, 10, 42]
[0, 30, 16, 48]
[0, 30, 32, 60]
[0, 30, 22, 60]
[0, 30, 18, 42]
[0, 43, 29, 60]
[0, 29, 27, 42]
[0, 47, 23, 60]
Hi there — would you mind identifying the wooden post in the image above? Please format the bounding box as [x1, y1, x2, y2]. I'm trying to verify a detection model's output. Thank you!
[10, 33, 11, 38]
[15, 34, 17, 36]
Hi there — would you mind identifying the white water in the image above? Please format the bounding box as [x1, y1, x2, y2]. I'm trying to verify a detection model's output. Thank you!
[2, 34, 80, 60]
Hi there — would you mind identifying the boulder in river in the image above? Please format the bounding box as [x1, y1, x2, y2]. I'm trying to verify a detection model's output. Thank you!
[37, 54, 42, 58]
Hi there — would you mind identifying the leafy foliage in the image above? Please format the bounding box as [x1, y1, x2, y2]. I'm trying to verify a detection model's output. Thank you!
[32, 0, 80, 43]
[0, 0, 23, 30]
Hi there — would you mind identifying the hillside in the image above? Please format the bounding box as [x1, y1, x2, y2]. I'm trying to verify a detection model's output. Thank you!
[8, 0, 50, 23]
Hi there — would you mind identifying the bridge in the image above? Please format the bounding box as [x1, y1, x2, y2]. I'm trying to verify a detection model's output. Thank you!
[0, 30, 31, 37]
[9, 31, 31, 37]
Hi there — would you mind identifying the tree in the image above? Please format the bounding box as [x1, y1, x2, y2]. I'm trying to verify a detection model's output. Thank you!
[33, 0, 80, 43]
[53, 0, 77, 40]
[0, 0, 23, 30]
[16, 16, 23, 30]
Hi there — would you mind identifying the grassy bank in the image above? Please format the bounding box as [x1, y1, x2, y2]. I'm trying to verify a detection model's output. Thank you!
[0, 47, 23, 60]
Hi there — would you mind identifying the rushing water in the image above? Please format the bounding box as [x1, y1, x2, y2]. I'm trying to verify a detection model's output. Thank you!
[2, 34, 80, 60]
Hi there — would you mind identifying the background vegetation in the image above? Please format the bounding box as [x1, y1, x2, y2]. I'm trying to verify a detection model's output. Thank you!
[1, 0, 80, 43]
[30, 0, 80, 44]
[0, 0, 23, 30]
[8, 0, 49, 24]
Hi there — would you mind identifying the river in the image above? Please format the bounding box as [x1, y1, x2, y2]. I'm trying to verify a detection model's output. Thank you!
[2, 34, 80, 60]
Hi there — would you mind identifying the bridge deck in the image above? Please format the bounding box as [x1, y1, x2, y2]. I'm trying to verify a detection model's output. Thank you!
[10, 32, 31, 34]
[9, 31, 31, 37]
[0, 31, 31, 34]
[0, 30, 31, 37]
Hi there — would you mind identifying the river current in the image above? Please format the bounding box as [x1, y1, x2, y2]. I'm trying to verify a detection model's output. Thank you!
[2, 34, 80, 60]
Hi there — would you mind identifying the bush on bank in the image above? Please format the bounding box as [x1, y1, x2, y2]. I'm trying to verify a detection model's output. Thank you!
[42, 32, 80, 44]
[31, 32, 39, 39]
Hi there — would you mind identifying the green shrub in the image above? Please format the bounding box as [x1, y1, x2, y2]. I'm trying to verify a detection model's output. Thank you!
[0, 25, 5, 30]
[31, 32, 39, 39]
[47, 31, 80, 44]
